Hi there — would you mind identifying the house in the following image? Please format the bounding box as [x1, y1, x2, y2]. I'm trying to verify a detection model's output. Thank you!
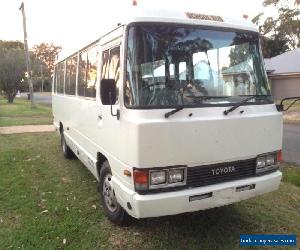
[265, 49, 300, 100]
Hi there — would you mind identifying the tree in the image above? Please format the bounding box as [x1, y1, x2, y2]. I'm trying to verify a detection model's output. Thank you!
[252, 0, 300, 57]
[32, 43, 61, 74]
[261, 36, 290, 58]
[31, 43, 61, 92]
[229, 44, 250, 66]
[0, 41, 26, 103]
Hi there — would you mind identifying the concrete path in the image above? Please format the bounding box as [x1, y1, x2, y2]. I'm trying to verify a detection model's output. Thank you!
[0, 125, 55, 134]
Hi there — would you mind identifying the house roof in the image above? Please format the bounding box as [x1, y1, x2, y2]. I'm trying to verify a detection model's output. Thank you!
[222, 60, 253, 75]
[265, 48, 300, 75]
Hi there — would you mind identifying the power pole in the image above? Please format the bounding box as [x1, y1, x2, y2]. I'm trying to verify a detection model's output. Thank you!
[19, 2, 35, 107]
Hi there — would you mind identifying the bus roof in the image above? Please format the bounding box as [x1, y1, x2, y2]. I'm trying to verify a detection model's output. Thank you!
[56, 7, 258, 63]
[122, 7, 258, 32]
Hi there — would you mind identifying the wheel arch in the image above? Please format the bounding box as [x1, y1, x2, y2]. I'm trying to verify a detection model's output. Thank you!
[96, 152, 108, 180]
[59, 122, 63, 134]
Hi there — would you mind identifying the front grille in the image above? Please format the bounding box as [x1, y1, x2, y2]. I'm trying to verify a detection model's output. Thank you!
[187, 158, 256, 188]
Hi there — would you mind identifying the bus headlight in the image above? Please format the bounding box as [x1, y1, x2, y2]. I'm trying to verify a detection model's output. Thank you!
[150, 170, 167, 185]
[256, 152, 278, 174]
[256, 156, 266, 168]
[134, 166, 187, 192]
[149, 167, 186, 189]
[169, 168, 184, 183]
[266, 154, 275, 166]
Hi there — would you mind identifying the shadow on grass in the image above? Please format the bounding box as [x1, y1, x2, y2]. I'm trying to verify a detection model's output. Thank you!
[67, 154, 255, 248]
[125, 205, 255, 248]
[68, 157, 298, 249]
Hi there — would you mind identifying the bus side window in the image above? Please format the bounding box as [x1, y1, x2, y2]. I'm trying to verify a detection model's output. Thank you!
[65, 56, 77, 95]
[53, 65, 57, 93]
[101, 47, 120, 105]
[86, 46, 98, 98]
[57, 62, 64, 94]
[108, 47, 120, 104]
[78, 52, 88, 97]
[101, 50, 109, 79]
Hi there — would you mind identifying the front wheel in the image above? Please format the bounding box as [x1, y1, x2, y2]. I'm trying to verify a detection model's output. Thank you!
[99, 161, 132, 226]
[61, 132, 75, 159]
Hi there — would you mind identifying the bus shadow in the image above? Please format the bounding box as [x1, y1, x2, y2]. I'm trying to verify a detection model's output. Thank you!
[130, 204, 257, 248]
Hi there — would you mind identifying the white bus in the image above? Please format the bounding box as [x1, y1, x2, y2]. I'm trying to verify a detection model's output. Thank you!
[53, 8, 284, 225]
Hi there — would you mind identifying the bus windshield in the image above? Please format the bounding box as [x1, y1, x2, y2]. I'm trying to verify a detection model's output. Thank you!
[125, 23, 272, 108]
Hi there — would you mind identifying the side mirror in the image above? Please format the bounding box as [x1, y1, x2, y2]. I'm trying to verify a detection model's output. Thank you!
[100, 79, 116, 105]
[276, 97, 300, 112]
[100, 79, 120, 120]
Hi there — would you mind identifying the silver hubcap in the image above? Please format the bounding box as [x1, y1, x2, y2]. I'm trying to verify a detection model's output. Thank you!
[103, 174, 117, 212]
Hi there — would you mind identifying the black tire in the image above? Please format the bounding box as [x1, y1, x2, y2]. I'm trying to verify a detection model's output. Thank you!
[61, 132, 75, 159]
[99, 161, 132, 226]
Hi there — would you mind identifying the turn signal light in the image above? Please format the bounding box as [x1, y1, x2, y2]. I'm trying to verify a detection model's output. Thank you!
[133, 170, 148, 184]
[133, 169, 148, 191]
[123, 169, 131, 177]
[277, 150, 283, 162]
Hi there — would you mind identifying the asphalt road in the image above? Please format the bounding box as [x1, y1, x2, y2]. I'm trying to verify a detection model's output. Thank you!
[283, 124, 300, 165]
[20, 92, 52, 105]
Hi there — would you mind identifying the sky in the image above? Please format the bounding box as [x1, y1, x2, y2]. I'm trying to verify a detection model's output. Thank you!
[0, 0, 276, 55]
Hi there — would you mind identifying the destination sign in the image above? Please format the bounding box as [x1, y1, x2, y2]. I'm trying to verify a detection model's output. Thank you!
[185, 12, 224, 22]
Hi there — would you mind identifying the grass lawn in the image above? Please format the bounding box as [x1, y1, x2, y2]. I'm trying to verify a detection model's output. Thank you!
[0, 96, 52, 127]
[0, 133, 299, 249]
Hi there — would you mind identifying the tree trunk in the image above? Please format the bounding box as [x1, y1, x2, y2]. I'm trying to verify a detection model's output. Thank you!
[7, 97, 14, 103]
[7, 93, 16, 103]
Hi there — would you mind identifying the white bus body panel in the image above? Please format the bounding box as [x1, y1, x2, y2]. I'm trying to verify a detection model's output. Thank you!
[121, 105, 282, 168]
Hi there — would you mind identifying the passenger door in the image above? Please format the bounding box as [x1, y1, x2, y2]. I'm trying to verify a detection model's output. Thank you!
[97, 43, 122, 153]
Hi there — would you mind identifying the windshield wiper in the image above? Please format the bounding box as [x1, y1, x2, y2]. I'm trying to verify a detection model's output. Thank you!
[186, 95, 230, 101]
[223, 95, 270, 116]
[164, 107, 184, 118]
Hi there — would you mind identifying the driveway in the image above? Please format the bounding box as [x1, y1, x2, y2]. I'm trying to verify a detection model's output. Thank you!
[19, 92, 52, 105]
[283, 124, 300, 165]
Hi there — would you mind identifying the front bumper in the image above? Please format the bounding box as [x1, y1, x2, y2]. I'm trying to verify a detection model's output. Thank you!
[112, 170, 282, 218]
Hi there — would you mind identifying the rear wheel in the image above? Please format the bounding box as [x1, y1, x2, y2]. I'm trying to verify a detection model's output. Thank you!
[99, 161, 132, 226]
[61, 132, 75, 159]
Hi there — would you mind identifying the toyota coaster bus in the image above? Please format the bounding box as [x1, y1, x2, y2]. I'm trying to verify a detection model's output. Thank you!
[53, 8, 285, 225]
